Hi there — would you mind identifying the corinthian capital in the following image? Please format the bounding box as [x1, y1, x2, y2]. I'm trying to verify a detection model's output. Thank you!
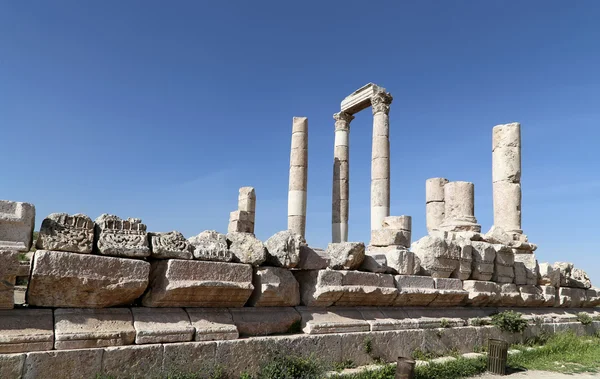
[333, 112, 355, 131]
[371, 92, 393, 115]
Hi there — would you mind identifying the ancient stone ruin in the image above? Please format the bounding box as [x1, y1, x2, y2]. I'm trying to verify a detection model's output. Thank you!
[0, 83, 599, 379]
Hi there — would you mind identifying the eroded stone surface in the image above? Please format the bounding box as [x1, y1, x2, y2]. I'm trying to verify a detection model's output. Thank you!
[493, 245, 514, 283]
[327, 242, 365, 270]
[0, 353, 25, 379]
[538, 262, 560, 287]
[227, 232, 267, 266]
[0, 200, 35, 252]
[0, 250, 19, 309]
[23, 348, 103, 379]
[264, 230, 306, 268]
[539, 285, 556, 307]
[230, 307, 301, 336]
[370, 229, 411, 248]
[27, 250, 149, 308]
[497, 283, 520, 306]
[452, 241, 472, 280]
[470, 241, 496, 281]
[514, 253, 539, 286]
[296, 307, 369, 334]
[394, 275, 437, 306]
[185, 308, 239, 341]
[412, 235, 459, 278]
[553, 263, 592, 289]
[94, 214, 150, 258]
[132, 307, 194, 344]
[0, 309, 54, 353]
[188, 230, 232, 262]
[431, 278, 468, 306]
[462, 280, 500, 306]
[517, 285, 545, 307]
[36, 213, 94, 253]
[149, 231, 193, 260]
[142, 259, 253, 307]
[247, 267, 300, 307]
[102, 344, 164, 379]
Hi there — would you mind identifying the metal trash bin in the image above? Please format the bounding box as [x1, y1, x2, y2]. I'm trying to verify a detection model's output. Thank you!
[395, 356, 415, 379]
[488, 338, 509, 375]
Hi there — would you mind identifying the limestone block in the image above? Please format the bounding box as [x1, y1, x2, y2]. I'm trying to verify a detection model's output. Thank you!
[360, 247, 390, 273]
[463, 280, 500, 306]
[238, 186, 256, 214]
[247, 267, 300, 307]
[470, 241, 496, 281]
[36, 213, 94, 253]
[296, 245, 329, 270]
[162, 341, 217, 375]
[186, 308, 239, 341]
[539, 285, 556, 307]
[393, 275, 438, 306]
[0, 309, 54, 353]
[149, 231, 193, 260]
[54, 308, 135, 349]
[142, 259, 253, 307]
[264, 230, 306, 268]
[426, 178, 449, 203]
[296, 307, 369, 334]
[412, 235, 459, 278]
[0, 200, 35, 252]
[228, 211, 254, 234]
[188, 230, 232, 262]
[102, 344, 163, 379]
[27, 250, 149, 308]
[131, 307, 194, 344]
[0, 353, 25, 379]
[366, 246, 420, 275]
[381, 215, 411, 230]
[426, 202, 445, 232]
[517, 285, 545, 307]
[498, 284, 520, 306]
[451, 241, 472, 280]
[538, 262, 560, 287]
[230, 307, 301, 336]
[94, 214, 150, 258]
[370, 229, 411, 248]
[555, 287, 587, 308]
[226, 232, 266, 266]
[553, 262, 591, 289]
[0, 250, 19, 309]
[584, 288, 600, 307]
[22, 348, 103, 379]
[492, 245, 515, 283]
[492, 122, 521, 183]
[430, 278, 468, 307]
[571, 268, 592, 289]
[514, 253, 539, 286]
[327, 242, 365, 270]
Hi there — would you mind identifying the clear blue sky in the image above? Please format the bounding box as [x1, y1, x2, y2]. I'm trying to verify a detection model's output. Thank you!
[2, 2, 599, 280]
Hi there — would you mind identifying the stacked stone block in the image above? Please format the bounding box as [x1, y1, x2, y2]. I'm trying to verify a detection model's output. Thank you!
[228, 187, 256, 234]
[425, 178, 448, 232]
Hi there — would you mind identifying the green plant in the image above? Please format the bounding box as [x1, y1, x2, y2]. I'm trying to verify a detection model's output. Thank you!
[440, 318, 451, 328]
[256, 353, 324, 379]
[577, 312, 593, 325]
[363, 337, 373, 354]
[470, 317, 489, 326]
[491, 310, 528, 333]
[411, 349, 435, 361]
[287, 320, 302, 334]
[239, 373, 253, 379]
[333, 360, 356, 371]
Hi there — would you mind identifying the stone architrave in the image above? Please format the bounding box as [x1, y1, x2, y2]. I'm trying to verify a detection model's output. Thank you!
[264, 230, 306, 268]
[0, 200, 35, 252]
[439, 181, 481, 232]
[53, 308, 135, 349]
[0, 250, 19, 309]
[492, 245, 515, 283]
[370, 91, 393, 231]
[426, 178, 449, 232]
[462, 280, 500, 306]
[288, 117, 308, 237]
[131, 307, 194, 344]
[332, 111, 353, 243]
[492, 123, 522, 234]
[94, 214, 150, 258]
[470, 241, 496, 281]
[326, 242, 365, 270]
[188, 230, 232, 262]
[0, 309, 54, 353]
[412, 235, 459, 278]
[141, 259, 253, 307]
[27, 250, 149, 308]
[36, 213, 94, 253]
[149, 231, 193, 260]
[226, 232, 266, 266]
[247, 267, 300, 307]
[514, 253, 539, 286]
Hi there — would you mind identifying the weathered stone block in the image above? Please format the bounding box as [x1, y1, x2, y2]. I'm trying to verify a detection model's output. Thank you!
[360, 248, 390, 273]
[463, 280, 500, 306]
[538, 262, 560, 287]
[36, 213, 94, 253]
[370, 229, 411, 248]
[412, 235, 459, 278]
[188, 230, 232, 262]
[54, 308, 135, 349]
[554, 262, 592, 289]
[149, 231, 193, 260]
[0, 353, 25, 379]
[23, 348, 103, 379]
[327, 242, 365, 270]
[585, 288, 600, 307]
[230, 307, 301, 336]
[27, 250, 149, 308]
[517, 285, 545, 307]
[264, 230, 305, 268]
[0, 250, 18, 309]
[381, 215, 411, 230]
[0, 309, 54, 353]
[185, 308, 239, 341]
[247, 267, 300, 307]
[430, 278, 468, 307]
[0, 200, 35, 252]
[539, 285, 556, 307]
[228, 211, 254, 234]
[470, 241, 496, 281]
[142, 259, 253, 307]
[451, 241, 472, 280]
[296, 307, 369, 334]
[227, 232, 266, 266]
[393, 275, 438, 306]
[556, 287, 587, 308]
[497, 283, 520, 306]
[131, 307, 194, 344]
[365, 246, 420, 275]
[296, 246, 329, 270]
[492, 245, 514, 283]
[102, 344, 163, 379]
[514, 253, 539, 286]
[94, 214, 150, 258]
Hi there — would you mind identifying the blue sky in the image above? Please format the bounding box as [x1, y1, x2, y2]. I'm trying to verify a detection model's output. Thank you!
[1, 2, 599, 279]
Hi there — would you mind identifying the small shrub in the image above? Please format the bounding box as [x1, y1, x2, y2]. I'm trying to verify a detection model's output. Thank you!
[470, 317, 489, 326]
[412, 349, 435, 361]
[363, 337, 373, 354]
[577, 312, 593, 325]
[257, 353, 324, 379]
[440, 318, 451, 328]
[491, 310, 528, 333]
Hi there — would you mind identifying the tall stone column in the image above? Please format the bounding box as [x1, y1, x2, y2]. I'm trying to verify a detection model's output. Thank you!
[426, 177, 449, 232]
[288, 117, 308, 237]
[440, 181, 481, 232]
[370, 91, 393, 231]
[492, 122, 522, 234]
[332, 112, 354, 243]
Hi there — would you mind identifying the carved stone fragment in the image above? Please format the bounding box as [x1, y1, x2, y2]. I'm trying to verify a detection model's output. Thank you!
[94, 214, 150, 258]
[264, 230, 306, 268]
[188, 230, 232, 262]
[492, 245, 514, 283]
[36, 213, 94, 253]
[149, 231, 193, 260]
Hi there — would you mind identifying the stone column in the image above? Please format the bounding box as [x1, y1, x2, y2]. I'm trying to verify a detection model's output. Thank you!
[425, 177, 449, 232]
[440, 181, 481, 232]
[288, 117, 308, 237]
[492, 122, 522, 234]
[370, 91, 393, 231]
[332, 112, 354, 243]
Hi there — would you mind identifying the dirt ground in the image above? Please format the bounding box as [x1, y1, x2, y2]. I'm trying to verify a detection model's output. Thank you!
[477, 370, 600, 378]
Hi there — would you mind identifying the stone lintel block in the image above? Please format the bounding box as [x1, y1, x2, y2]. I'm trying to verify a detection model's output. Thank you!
[27, 250, 150, 308]
[185, 308, 239, 341]
[0, 200, 35, 252]
[296, 306, 369, 334]
[131, 307, 194, 344]
[0, 309, 54, 354]
[370, 229, 410, 248]
[102, 344, 164, 379]
[36, 213, 94, 253]
[142, 259, 253, 307]
[230, 307, 301, 337]
[434, 278, 463, 291]
[340, 82, 387, 114]
[247, 267, 300, 307]
[94, 214, 150, 258]
[23, 348, 103, 379]
[54, 308, 135, 350]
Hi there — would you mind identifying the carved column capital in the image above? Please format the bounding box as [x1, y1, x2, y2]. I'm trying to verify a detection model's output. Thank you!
[333, 112, 355, 131]
[371, 92, 393, 115]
